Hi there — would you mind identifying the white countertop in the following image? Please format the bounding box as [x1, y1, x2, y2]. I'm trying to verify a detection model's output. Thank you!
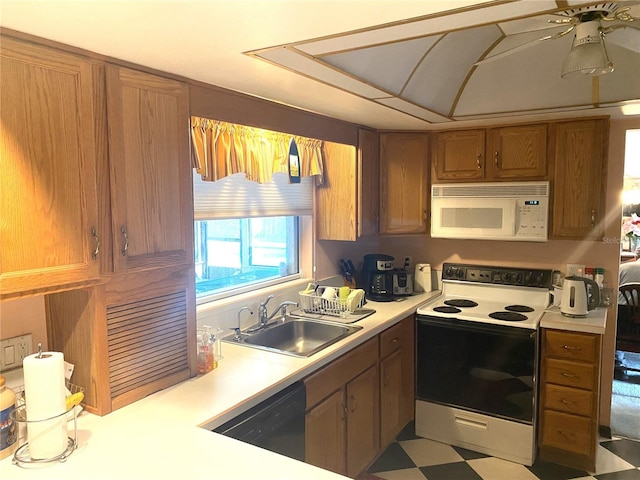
[1, 292, 438, 480]
[540, 306, 607, 334]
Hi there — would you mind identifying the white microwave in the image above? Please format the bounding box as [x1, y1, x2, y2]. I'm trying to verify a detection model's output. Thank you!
[431, 181, 549, 242]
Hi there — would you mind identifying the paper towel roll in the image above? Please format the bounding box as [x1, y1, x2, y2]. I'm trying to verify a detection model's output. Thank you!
[23, 351, 68, 459]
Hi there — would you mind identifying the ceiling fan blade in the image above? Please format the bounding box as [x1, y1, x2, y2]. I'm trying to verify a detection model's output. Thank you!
[474, 26, 574, 66]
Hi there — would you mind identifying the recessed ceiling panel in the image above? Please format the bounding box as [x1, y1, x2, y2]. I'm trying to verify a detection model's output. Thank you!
[456, 35, 595, 116]
[376, 96, 452, 123]
[257, 47, 388, 98]
[295, 0, 557, 56]
[321, 36, 441, 95]
[402, 24, 502, 115]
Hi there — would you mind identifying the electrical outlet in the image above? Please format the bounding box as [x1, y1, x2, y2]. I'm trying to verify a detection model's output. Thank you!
[0, 334, 33, 371]
[566, 264, 585, 277]
[403, 256, 412, 270]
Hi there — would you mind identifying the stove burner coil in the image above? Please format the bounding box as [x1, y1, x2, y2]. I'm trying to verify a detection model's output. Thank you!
[505, 305, 534, 313]
[433, 306, 462, 314]
[444, 299, 478, 308]
[489, 311, 528, 322]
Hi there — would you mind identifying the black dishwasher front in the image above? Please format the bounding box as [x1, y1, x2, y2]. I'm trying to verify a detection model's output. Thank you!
[213, 381, 306, 461]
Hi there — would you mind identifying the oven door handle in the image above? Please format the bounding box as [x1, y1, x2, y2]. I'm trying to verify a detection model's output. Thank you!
[416, 315, 536, 339]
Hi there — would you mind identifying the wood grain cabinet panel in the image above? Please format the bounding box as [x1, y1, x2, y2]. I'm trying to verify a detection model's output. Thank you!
[380, 133, 429, 234]
[106, 65, 193, 272]
[0, 37, 100, 298]
[432, 129, 485, 181]
[550, 118, 608, 240]
[487, 124, 547, 179]
[305, 389, 347, 475]
[539, 328, 601, 472]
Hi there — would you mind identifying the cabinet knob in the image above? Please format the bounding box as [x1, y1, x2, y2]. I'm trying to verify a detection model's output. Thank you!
[476, 152, 482, 169]
[91, 228, 100, 259]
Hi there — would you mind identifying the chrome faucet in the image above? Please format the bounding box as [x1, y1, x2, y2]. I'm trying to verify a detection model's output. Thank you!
[232, 306, 253, 341]
[247, 296, 298, 332]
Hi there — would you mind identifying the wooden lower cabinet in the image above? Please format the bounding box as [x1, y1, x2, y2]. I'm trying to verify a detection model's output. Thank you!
[380, 315, 415, 446]
[46, 265, 196, 415]
[305, 315, 415, 477]
[538, 329, 601, 472]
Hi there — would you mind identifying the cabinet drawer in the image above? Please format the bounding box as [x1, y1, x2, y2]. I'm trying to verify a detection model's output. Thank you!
[545, 358, 596, 390]
[380, 317, 412, 358]
[541, 410, 593, 456]
[544, 384, 593, 416]
[305, 337, 379, 409]
[544, 330, 598, 363]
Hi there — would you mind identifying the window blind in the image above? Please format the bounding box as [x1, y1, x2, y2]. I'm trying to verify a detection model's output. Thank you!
[193, 171, 313, 220]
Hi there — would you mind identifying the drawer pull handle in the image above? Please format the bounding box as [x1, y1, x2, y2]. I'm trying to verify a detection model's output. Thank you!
[384, 375, 390, 387]
[561, 372, 577, 378]
[339, 403, 347, 420]
[91, 228, 100, 259]
[562, 345, 581, 351]
[561, 399, 575, 406]
[391, 337, 399, 344]
[350, 395, 357, 413]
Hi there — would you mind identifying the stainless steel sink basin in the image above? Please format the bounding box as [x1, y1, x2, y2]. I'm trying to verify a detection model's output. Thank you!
[224, 317, 362, 357]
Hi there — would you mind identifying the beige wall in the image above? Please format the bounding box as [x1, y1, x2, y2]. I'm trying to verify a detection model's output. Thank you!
[0, 296, 48, 353]
[317, 115, 640, 429]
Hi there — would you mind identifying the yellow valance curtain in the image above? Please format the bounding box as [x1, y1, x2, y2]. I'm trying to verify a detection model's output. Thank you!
[190, 117, 324, 185]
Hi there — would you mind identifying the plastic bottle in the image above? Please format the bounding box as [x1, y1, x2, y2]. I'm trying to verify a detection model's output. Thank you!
[197, 327, 214, 375]
[584, 267, 594, 280]
[0, 375, 17, 460]
[595, 267, 605, 288]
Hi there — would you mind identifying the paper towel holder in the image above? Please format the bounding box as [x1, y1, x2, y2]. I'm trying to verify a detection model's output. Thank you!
[10, 382, 83, 465]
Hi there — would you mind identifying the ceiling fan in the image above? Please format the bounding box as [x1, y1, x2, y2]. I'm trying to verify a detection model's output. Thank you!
[475, 2, 640, 78]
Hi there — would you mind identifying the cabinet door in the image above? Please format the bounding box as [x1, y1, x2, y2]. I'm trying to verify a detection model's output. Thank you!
[358, 129, 380, 237]
[551, 119, 607, 239]
[380, 133, 429, 234]
[106, 65, 193, 271]
[488, 124, 547, 179]
[306, 389, 347, 475]
[380, 316, 415, 447]
[0, 37, 100, 297]
[316, 141, 357, 241]
[346, 364, 380, 478]
[432, 129, 485, 181]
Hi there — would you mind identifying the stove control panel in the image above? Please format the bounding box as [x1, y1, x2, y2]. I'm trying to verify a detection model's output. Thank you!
[442, 263, 552, 288]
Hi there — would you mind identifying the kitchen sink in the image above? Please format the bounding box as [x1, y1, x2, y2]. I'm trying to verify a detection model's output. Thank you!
[224, 317, 362, 357]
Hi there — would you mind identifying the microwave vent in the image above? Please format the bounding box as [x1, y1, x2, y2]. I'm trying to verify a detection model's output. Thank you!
[432, 181, 549, 198]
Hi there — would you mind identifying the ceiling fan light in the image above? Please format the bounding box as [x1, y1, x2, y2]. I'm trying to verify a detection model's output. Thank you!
[561, 26, 614, 78]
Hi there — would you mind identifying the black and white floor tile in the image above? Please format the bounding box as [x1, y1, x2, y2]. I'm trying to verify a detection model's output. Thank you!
[366, 422, 640, 480]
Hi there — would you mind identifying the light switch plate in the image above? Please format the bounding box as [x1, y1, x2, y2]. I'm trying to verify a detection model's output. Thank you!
[0, 334, 32, 371]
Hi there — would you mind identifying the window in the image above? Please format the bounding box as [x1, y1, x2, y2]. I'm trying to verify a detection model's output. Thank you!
[193, 171, 313, 303]
[194, 216, 300, 299]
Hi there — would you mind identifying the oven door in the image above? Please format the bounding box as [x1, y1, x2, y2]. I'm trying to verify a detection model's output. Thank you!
[416, 315, 538, 424]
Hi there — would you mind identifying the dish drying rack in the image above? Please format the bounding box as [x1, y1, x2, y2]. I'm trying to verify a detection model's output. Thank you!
[10, 381, 83, 465]
[298, 289, 365, 318]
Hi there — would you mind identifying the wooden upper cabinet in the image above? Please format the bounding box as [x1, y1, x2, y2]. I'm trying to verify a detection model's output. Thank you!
[106, 65, 193, 272]
[550, 119, 608, 240]
[432, 129, 485, 181]
[0, 37, 100, 298]
[358, 129, 380, 237]
[380, 133, 429, 234]
[316, 141, 357, 241]
[487, 124, 547, 179]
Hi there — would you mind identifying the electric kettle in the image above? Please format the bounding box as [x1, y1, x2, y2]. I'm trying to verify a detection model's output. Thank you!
[560, 276, 601, 317]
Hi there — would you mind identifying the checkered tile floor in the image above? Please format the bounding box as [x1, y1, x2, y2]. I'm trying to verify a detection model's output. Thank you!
[366, 422, 640, 480]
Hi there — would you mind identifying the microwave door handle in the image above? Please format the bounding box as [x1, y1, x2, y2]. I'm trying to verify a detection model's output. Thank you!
[510, 199, 518, 235]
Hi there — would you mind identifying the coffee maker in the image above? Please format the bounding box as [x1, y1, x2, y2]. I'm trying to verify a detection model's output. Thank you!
[362, 254, 395, 302]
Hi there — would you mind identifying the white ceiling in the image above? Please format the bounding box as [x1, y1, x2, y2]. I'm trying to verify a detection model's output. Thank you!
[1, 0, 639, 130]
